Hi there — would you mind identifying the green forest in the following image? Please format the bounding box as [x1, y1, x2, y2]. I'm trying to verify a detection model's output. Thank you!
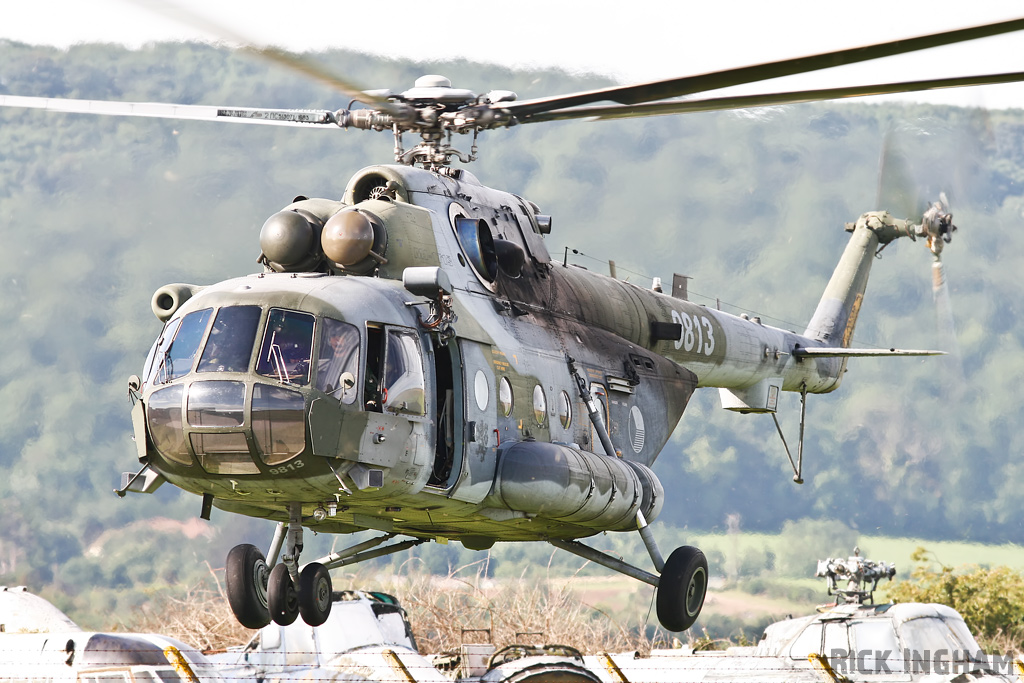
[2, 40, 1024, 628]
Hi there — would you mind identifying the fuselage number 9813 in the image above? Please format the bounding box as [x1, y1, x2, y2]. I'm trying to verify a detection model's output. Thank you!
[671, 310, 716, 355]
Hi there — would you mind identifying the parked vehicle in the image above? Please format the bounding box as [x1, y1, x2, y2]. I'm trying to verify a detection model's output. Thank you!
[587, 551, 1024, 683]
[0, 585, 223, 683]
[208, 589, 450, 682]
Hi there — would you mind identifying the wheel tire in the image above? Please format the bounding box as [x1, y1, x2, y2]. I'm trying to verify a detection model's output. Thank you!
[656, 545, 708, 632]
[268, 563, 300, 626]
[298, 563, 333, 627]
[225, 544, 271, 629]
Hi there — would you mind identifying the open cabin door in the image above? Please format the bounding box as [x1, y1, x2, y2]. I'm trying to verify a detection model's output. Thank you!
[429, 338, 464, 489]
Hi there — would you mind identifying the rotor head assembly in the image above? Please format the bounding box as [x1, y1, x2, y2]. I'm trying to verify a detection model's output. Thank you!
[816, 548, 896, 604]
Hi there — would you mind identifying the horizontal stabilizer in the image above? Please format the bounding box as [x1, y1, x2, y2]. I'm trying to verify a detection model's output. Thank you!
[793, 347, 946, 358]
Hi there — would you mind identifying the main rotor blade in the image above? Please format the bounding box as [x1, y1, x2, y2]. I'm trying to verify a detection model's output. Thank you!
[516, 71, 1024, 123]
[503, 16, 1024, 118]
[129, 0, 401, 116]
[0, 95, 340, 128]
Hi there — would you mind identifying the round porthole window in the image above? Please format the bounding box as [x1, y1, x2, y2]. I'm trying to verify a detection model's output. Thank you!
[533, 385, 547, 425]
[474, 370, 489, 411]
[558, 390, 572, 428]
[499, 377, 514, 417]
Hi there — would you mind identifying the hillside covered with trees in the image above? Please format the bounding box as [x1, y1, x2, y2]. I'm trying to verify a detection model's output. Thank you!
[2, 40, 1024, 625]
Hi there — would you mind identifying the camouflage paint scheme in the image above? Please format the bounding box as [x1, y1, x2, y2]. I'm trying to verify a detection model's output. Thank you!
[133, 164, 916, 544]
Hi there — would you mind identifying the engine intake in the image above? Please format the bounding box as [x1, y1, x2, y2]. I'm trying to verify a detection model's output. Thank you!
[151, 283, 203, 322]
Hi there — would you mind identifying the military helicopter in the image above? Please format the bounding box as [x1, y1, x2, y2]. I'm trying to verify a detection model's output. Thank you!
[4, 14, 1024, 635]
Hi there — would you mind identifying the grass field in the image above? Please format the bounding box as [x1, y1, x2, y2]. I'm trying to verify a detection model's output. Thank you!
[682, 531, 1024, 573]
[544, 530, 1024, 641]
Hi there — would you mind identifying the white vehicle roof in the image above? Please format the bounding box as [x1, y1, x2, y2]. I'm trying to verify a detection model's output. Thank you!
[0, 586, 82, 633]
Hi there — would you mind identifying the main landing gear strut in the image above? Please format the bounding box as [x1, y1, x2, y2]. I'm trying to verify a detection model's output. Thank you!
[225, 502, 425, 629]
[550, 510, 708, 632]
[564, 355, 708, 632]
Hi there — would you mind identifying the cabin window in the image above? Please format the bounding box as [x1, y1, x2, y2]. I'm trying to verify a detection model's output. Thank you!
[256, 308, 315, 386]
[316, 318, 360, 404]
[900, 617, 970, 665]
[374, 604, 417, 650]
[383, 329, 425, 415]
[789, 623, 823, 658]
[147, 384, 191, 466]
[944, 618, 981, 653]
[316, 604, 388, 658]
[253, 384, 306, 465]
[532, 385, 547, 425]
[850, 620, 900, 671]
[284, 622, 318, 667]
[187, 381, 245, 427]
[499, 377, 514, 416]
[789, 622, 849, 659]
[197, 305, 262, 373]
[558, 390, 572, 428]
[192, 432, 258, 475]
[822, 622, 850, 659]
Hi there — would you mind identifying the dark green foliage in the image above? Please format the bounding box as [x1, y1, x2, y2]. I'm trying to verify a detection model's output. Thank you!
[1, 41, 1024, 627]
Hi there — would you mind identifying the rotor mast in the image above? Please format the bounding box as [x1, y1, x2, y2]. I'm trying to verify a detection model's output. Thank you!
[331, 75, 517, 170]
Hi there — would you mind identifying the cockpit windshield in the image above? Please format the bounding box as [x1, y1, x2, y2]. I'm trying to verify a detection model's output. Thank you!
[256, 309, 315, 386]
[149, 309, 212, 384]
[197, 305, 261, 373]
[144, 304, 366, 473]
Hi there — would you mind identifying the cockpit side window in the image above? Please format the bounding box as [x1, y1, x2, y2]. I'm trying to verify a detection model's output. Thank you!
[151, 309, 212, 384]
[789, 623, 824, 658]
[141, 337, 160, 389]
[256, 308, 315, 386]
[383, 329, 425, 416]
[316, 318, 360, 404]
[197, 305, 262, 373]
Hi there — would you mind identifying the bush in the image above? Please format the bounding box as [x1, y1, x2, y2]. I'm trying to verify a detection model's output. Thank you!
[887, 547, 1024, 654]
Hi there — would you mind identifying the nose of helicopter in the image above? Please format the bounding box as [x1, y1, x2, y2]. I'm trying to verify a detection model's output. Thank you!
[136, 275, 421, 486]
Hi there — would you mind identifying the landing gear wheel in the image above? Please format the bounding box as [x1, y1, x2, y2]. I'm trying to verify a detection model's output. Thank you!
[298, 562, 333, 626]
[225, 544, 271, 629]
[268, 563, 299, 626]
[656, 545, 708, 632]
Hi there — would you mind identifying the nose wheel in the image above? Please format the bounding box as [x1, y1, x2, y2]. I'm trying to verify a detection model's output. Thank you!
[268, 563, 299, 626]
[225, 544, 271, 629]
[298, 563, 333, 626]
[225, 503, 334, 629]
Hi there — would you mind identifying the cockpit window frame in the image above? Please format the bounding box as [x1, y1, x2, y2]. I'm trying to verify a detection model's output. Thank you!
[196, 305, 263, 375]
[315, 317, 361, 405]
[255, 308, 317, 387]
[382, 326, 427, 417]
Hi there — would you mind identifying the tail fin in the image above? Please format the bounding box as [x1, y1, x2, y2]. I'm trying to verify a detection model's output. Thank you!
[803, 212, 916, 345]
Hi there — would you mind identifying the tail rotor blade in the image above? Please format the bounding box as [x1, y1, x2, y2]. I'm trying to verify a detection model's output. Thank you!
[876, 128, 921, 218]
[932, 260, 964, 381]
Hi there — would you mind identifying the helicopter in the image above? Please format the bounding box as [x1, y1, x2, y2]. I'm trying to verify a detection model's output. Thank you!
[4, 13, 1024, 635]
